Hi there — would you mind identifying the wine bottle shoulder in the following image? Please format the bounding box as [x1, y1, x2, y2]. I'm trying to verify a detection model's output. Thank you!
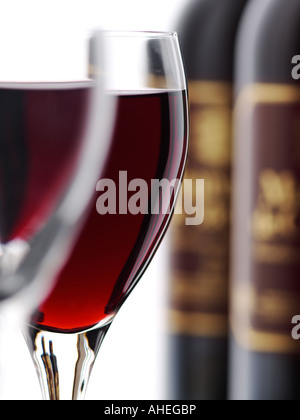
[236, 0, 300, 87]
[177, 0, 248, 82]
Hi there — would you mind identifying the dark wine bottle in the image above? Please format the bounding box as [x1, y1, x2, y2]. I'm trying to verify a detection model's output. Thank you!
[230, 0, 300, 400]
[169, 0, 248, 400]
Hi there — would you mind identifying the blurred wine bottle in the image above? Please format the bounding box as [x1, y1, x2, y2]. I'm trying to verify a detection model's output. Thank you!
[169, 0, 248, 400]
[230, 0, 300, 400]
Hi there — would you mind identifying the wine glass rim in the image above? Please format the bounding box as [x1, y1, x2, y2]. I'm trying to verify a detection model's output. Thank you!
[101, 30, 178, 38]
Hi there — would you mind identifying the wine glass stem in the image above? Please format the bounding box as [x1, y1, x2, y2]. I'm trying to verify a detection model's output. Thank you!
[0, 301, 27, 399]
[25, 323, 111, 400]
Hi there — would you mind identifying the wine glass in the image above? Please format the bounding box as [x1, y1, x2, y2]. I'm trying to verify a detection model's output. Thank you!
[25, 31, 189, 401]
[0, 28, 114, 396]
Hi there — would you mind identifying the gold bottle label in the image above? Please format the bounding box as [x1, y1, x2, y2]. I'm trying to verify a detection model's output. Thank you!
[231, 83, 300, 354]
[170, 81, 232, 338]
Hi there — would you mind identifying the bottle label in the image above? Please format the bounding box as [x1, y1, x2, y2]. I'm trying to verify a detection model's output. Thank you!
[231, 83, 300, 354]
[170, 81, 232, 337]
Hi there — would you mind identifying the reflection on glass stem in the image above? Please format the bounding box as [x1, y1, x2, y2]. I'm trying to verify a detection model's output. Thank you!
[26, 324, 111, 400]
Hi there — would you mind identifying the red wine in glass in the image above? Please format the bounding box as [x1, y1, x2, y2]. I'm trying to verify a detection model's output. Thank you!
[0, 82, 92, 245]
[32, 89, 188, 333]
[0, 81, 95, 303]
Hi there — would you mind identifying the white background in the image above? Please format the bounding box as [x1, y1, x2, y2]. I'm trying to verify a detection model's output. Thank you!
[0, 0, 190, 400]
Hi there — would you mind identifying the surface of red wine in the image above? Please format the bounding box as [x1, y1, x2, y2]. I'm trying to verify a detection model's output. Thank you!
[33, 90, 188, 333]
[0, 82, 91, 243]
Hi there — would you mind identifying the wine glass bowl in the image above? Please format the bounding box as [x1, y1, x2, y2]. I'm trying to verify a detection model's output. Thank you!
[26, 31, 189, 400]
[0, 30, 111, 304]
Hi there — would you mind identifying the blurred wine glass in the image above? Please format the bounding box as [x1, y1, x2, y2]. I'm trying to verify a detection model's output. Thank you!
[0, 24, 115, 396]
